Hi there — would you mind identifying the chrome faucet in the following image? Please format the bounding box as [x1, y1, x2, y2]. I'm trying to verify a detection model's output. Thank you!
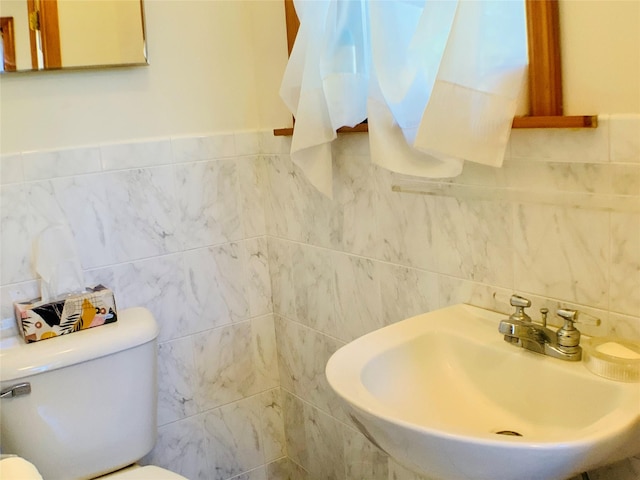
[499, 295, 587, 362]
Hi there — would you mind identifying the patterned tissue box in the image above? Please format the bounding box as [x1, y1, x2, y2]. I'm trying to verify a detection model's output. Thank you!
[14, 285, 117, 343]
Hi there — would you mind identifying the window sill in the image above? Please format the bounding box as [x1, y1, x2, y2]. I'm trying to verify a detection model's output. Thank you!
[273, 115, 597, 136]
[511, 115, 597, 128]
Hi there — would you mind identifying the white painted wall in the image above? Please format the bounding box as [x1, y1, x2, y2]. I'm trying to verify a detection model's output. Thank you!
[0, 0, 637, 154]
[560, 0, 640, 115]
[0, 0, 290, 154]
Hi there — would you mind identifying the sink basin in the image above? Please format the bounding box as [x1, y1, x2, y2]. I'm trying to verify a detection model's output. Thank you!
[326, 304, 640, 480]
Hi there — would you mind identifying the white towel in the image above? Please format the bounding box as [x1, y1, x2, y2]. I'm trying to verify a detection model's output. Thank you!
[280, 0, 528, 197]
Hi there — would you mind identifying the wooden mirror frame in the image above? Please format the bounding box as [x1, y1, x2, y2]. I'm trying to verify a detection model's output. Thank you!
[2, 0, 147, 74]
[275, 0, 596, 136]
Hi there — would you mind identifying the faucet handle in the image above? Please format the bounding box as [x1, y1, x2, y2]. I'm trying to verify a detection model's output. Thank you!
[556, 308, 602, 326]
[509, 295, 532, 322]
[556, 309, 580, 349]
[557, 308, 578, 325]
[510, 294, 531, 308]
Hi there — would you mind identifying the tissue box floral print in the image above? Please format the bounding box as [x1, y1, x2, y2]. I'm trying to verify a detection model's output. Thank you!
[14, 285, 117, 343]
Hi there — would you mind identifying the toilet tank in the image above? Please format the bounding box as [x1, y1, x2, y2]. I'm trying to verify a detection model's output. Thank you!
[0, 307, 160, 480]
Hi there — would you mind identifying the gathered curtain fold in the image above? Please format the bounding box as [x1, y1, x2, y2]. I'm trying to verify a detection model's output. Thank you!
[280, 0, 528, 198]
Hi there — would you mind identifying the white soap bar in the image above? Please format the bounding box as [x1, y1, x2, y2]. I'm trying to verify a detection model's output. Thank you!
[0, 457, 44, 480]
[596, 341, 640, 360]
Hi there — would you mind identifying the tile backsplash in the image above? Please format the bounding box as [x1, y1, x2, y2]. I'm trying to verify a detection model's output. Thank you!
[1, 114, 638, 480]
[262, 113, 640, 480]
[0, 132, 282, 480]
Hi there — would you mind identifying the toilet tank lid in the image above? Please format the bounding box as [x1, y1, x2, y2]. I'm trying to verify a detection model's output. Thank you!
[0, 307, 159, 382]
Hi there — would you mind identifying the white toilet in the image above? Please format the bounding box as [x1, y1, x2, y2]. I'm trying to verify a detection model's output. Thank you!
[0, 307, 187, 480]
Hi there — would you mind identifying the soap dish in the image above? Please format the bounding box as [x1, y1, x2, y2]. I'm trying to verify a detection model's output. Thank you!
[583, 337, 640, 382]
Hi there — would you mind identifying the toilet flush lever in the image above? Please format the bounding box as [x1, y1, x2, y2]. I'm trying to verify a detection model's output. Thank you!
[0, 382, 31, 398]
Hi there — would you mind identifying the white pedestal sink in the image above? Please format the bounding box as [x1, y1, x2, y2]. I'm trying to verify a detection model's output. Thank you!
[325, 304, 640, 480]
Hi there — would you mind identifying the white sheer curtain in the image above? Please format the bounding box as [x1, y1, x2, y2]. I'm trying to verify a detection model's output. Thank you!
[280, 0, 528, 198]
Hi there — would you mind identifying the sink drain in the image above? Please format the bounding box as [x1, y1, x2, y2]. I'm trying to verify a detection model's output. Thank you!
[494, 430, 523, 437]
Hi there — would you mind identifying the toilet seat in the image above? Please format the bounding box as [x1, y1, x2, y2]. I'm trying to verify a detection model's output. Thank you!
[99, 465, 188, 479]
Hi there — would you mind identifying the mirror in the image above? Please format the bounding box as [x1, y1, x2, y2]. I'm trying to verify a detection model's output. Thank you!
[0, 0, 147, 73]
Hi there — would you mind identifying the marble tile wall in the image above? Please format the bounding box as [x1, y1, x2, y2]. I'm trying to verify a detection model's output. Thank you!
[1, 114, 638, 480]
[263, 114, 640, 480]
[0, 132, 285, 480]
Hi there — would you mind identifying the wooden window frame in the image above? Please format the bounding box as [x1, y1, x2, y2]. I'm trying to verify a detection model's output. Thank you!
[274, 0, 596, 136]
